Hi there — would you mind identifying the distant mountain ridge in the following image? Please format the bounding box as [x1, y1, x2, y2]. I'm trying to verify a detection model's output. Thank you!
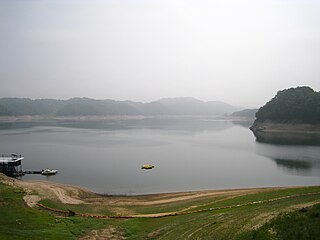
[232, 109, 258, 118]
[0, 97, 243, 116]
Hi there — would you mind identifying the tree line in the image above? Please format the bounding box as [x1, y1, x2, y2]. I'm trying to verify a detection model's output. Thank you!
[256, 86, 320, 123]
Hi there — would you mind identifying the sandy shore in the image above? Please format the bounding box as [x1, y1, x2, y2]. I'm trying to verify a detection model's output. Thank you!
[0, 173, 304, 208]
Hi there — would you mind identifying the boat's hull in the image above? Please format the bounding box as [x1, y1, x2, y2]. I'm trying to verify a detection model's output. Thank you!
[41, 170, 58, 175]
[141, 165, 154, 170]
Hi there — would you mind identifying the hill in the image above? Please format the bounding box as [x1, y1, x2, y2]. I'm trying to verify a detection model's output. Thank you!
[55, 98, 138, 116]
[231, 108, 258, 118]
[0, 98, 65, 116]
[250, 87, 320, 144]
[0, 97, 243, 117]
[255, 86, 320, 123]
[156, 97, 242, 115]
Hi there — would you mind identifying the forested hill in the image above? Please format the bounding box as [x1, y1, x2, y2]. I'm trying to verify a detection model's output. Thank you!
[232, 108, 258, 118]
[0, 97, 242, 116]
[255, 86, 320, 123]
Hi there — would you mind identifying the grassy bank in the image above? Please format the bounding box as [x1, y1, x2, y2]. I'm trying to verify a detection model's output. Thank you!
[0, 180, 319, 239]
[119, 189, 320, 239]
[238, 203, 320, 240]
[0, 182, 116, 239]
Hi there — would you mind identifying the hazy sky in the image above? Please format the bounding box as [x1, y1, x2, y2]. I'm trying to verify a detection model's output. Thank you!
[0, 0, 319, 108]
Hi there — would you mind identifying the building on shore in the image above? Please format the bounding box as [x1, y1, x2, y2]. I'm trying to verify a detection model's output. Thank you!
[0, 154, 24, 176]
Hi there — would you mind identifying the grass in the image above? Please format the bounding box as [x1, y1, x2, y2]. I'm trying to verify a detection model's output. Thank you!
[237, 203, 320, 240]
[119, 187, 320, 239]
[128, 195, 229, 214]
[119, 196, 320, 239]
[39, 199, 115, 216]
[0, 183, 119, 240]
[0, 181, 319, 239]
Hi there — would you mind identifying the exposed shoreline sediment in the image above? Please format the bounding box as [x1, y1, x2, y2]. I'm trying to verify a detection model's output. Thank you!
[250, 121, 320, 134]
[0, 173, 314, 207]
[250, 121, 320, 145]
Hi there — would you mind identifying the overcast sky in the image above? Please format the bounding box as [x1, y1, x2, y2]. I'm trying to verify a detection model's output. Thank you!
[0, 0, 319, 108]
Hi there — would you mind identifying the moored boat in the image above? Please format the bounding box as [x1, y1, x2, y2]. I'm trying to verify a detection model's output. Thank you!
[41, 168, 58, 175]
[141, 164, 154, 170]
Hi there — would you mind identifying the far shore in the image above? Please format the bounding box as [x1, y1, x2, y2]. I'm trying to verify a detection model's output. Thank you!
[0, 114, 252, 122]
[0, 115, 147, 122]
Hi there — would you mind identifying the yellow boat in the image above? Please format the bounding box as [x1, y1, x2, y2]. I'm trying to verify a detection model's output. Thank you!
[141, 164, 154, 170]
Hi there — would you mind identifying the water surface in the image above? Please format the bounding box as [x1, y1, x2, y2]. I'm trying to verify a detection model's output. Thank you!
[0, 118, 319, 194]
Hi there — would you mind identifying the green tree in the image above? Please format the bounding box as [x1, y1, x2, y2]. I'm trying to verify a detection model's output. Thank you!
[256, 86, 320, 123]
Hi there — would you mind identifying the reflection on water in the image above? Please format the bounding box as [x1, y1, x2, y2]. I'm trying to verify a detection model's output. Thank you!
[231, 120, 254, 128]
[0, 118, 233, 133]
[0, 119, 319, 194]
[252, 128, 320, 176]
[273, 159, 312, 175]
[255, 142, 320, 176]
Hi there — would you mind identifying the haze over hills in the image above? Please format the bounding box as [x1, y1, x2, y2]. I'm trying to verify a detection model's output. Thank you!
[232, 109, 258, 118]
[0, 97, 243, 117]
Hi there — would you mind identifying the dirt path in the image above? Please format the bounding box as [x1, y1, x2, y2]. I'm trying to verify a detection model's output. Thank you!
[18, 181, 85, 204]
[78, 226, 125, 240]
[0, 174, 84, 205]
[117, 189, 255, 206]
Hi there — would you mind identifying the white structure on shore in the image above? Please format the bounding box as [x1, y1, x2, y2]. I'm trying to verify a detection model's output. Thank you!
[0, 153, 24, 176]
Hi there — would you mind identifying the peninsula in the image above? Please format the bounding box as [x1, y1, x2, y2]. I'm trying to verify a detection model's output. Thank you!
[250, 86, 320, 144]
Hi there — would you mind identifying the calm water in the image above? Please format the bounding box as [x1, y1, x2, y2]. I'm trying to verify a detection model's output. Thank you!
[0, 118, 319, 194]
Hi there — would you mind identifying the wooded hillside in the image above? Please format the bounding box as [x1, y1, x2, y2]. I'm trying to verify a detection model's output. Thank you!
[255, 87, 320, 123]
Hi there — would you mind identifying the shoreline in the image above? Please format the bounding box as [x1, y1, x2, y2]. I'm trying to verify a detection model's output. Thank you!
[250, 121, 320, 134]
[1, 173, 318, 206]
[0, 114, 254, 123]
[0, 115, 148, 122]
[2, 172, 320, 239]
[250, 121, 320, 145]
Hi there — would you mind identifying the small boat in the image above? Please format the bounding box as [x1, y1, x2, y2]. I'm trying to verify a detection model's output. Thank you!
[141, 164, 154, 170]
[41, 168, 58, 175]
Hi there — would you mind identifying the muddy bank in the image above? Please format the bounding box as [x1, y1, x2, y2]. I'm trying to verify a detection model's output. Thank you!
[250, 121, 320, 145]
[0, 173, 290, 207]
[250, 121, 320, 133]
